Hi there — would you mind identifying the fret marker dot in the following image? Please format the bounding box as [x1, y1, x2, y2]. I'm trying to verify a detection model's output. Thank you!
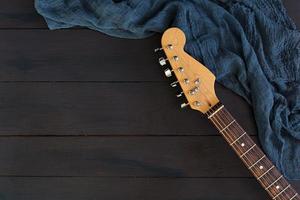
[259, 165, 264, 170]
[276, 185, 280, 189]
[241, 143, 245, 147]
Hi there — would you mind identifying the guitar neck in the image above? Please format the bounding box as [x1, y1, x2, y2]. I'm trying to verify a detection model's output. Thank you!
[206, 102, 299, 200]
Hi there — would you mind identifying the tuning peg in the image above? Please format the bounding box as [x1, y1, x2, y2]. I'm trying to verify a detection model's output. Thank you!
[154, 44, 174, 53]
[154, 47, 163, 52]
[170, 81, 178, 87]
[164, 68, 172, 77]
[183, 78, 190, 84]
[193, 101, 202, 107]
[167, 44, 173, 49]
[194, 78, 201, 84]
[189, 86, 199, 95]
[159, 55, 180, 66]
[180, 102, 189, 108]
[159, 57, 167, 66]
[176, 91, 184, 97]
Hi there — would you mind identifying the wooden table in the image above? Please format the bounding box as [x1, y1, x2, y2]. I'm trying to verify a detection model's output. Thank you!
[0, 1, 299, 199]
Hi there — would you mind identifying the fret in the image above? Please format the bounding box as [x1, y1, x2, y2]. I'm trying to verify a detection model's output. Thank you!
[265, 175, 283, 190]
[240, 144, 256, 158]
[230, 132, 246, 146]
[249, 157, 274, 177]
[207, 105, 224, 119]
[272, 184, 290, 199]
[249, 155, 266, 169]
[290, 193, 298, 200]
[258, 165, 275, 180]
[220, 120, 236, 133]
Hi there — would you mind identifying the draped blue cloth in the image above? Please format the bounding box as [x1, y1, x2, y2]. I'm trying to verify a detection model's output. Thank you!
[35, 0, 300, 179]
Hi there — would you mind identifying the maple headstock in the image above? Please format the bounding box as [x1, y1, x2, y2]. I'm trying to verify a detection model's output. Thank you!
[157, 27, 219, 113]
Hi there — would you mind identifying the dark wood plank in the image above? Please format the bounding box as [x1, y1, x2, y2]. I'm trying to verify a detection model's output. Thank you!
[0, 30, 162, 81]
[0, 83, 256, 136]
[0, 0, 299, 28]
[283, 0, 300, 28]
[0, 177, 290, 200]
[0, 0, 46, 28]
[0, 136, 257, 177]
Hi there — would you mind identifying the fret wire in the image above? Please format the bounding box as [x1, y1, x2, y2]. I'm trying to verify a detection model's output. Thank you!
[219, 120, 236, 133]
[230, 132, 246, 146]
[290, 193, 298, 200]
[267, 175, 287, 198]
[208, 105, 224, 119]
[272, 184, 290, 199]
[210, 111, 234, 145]
[213, 108, 243, 144]
[217, 108, 248, 145]
[239, 144, 256, 158]
[255, 159, 282, 192]
[265, 175, 283, 190]
[269, 176, 294, 200]
[249, 155, 266, 169]
[258, 166, 275, 180]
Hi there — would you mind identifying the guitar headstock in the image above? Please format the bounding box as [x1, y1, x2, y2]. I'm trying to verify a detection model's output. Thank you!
[156, 27, 219, 114]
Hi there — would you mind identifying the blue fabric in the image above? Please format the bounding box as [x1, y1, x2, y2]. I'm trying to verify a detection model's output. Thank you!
[35, 0, 300, 180]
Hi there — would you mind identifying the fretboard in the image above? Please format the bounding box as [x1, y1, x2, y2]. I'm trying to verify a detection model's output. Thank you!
[206, 102, 299, 200]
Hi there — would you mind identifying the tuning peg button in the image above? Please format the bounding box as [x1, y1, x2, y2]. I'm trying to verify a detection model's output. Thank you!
[154, 47, 163, 52]
[155, 44, 173, 52]
[170, 81, 178, 87]
[159, 57, 167, 66]
[176, 91, 184, 97]
[164, 68, 172, 77]
[181, 102, 189, 108]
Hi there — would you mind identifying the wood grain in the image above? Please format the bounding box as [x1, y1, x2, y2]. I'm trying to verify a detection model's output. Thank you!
[0, 30, 161, 81]
[0, 177, 279, 200]
[0, 83, 256, 136]
[0, 0, 46, 28]
[0, 136, 253, 177]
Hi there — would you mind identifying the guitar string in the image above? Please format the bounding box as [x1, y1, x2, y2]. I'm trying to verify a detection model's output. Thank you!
[208, 107, 292, 200]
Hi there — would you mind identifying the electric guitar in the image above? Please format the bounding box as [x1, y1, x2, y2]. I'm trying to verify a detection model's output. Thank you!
[156, 27, 299, 200]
